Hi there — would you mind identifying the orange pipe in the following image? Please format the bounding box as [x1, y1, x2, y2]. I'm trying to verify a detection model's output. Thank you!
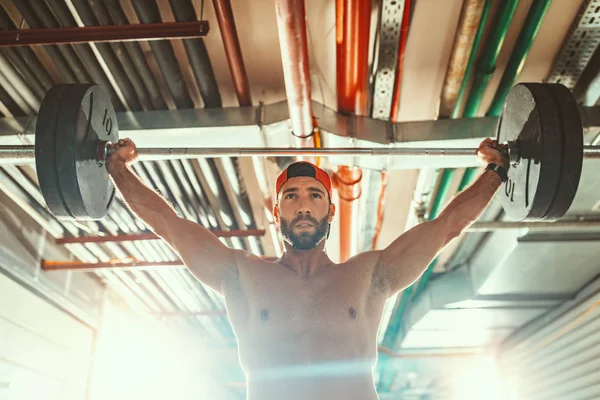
[335, 0, 370, 261]
[336, 0, 371, 114]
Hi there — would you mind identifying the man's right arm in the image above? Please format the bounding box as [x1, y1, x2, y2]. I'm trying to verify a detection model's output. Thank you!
[108, 159, 236, 295]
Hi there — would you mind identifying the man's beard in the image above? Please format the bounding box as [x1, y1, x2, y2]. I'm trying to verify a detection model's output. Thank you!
[280, 214, 330, 250]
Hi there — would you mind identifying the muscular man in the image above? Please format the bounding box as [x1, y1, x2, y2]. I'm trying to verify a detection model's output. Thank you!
[107, 138, 507, 400]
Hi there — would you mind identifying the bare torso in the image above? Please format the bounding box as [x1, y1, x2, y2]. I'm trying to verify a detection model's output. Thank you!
[222, 251, 388, 400]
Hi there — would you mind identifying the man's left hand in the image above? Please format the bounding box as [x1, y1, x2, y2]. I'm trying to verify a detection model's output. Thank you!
[477, 138, 508, 168]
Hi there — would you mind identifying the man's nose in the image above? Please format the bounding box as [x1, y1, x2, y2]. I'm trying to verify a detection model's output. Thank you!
[296, 198, 311, 215]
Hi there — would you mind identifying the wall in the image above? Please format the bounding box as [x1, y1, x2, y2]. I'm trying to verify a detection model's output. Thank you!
[498, 275, 600, 399]
[0, 272, 95, 399]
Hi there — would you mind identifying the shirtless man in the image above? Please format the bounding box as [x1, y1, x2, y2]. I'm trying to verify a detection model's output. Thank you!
[106, 137, 507, 400]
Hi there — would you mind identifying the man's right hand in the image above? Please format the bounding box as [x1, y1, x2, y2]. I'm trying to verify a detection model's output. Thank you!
[107, 138, 138, 173]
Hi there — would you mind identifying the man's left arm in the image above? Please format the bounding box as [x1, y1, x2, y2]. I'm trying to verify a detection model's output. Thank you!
[375, 139, 507, 296]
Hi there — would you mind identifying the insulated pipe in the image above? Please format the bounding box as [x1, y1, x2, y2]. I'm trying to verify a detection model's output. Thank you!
[439, 0, 486, 117]
[462, 0, 518, 117]
[212, 0, 252, 106]
[275, 0, 314, 138]
[169, 0, 223, 108]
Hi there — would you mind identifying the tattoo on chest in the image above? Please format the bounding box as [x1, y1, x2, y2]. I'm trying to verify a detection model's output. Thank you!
[260, 308, 270, 322]
[348, 307, 357, 319]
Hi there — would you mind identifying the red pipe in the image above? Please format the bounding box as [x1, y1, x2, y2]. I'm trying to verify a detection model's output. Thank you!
[0, 22, 209, 47]
[335, 0, 370, 261]
[212, 0, 252, 106]
[42, 256, 278, 272]
[275, 0, 314, 138]
[55, 229, 266, 244]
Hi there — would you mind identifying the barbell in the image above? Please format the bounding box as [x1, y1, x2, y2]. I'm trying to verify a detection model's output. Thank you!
[0, 83, 598, 222]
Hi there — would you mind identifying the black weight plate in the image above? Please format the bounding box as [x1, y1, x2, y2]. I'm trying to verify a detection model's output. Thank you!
[54, 84, 119, 219]
[543, 84, 583, 220]
[497, 83, 563, 221]
[36, 85, 71, 218]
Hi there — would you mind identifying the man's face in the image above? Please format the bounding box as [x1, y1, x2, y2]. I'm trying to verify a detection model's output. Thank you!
[275, 176, 335, 250]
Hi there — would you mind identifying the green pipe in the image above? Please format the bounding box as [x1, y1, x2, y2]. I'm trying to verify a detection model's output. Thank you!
[487, 0, 552, 116]
[462, 0, 519, 118]
[452, 0, 493, 119]
[411, 169, 456, 299]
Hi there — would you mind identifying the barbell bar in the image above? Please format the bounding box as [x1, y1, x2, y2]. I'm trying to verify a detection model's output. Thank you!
[1, 143, 599, 161]
[1, 144, 600, 163]
[1, 82, 597, 222]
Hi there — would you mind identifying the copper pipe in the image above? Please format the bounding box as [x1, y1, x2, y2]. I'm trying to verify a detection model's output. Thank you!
[390, 0, 412, 121]
[335, 0, 370, 261]
[0, 21, 209, 47]
[275, 0, 314, 138]
[212, 0, 252, 106]
[336, 0, 371, 115]
[55, 229, 266, 244]
[42, 256, 278, 272]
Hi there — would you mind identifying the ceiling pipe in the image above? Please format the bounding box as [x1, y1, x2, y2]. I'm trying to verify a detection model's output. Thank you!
[335, 0, 371, 262]
[130, 0, 194, 109]
[169, 0, 223, 108]
[439, 0, 487, 117]
[462, 0, 518, 118]
[212, 0, 252, 107]
[487, 0, 552, 116]
[275, 0, 314, 139]
[55, 230, 267, 245]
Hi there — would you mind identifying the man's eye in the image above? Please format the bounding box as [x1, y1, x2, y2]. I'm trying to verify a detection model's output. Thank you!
[285, 194, 296, 199]
[312, 193, 322, 199]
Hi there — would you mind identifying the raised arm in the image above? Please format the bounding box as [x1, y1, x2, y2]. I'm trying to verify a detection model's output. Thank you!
[107, 139, 236, 295]
[374, 139, 507, 296]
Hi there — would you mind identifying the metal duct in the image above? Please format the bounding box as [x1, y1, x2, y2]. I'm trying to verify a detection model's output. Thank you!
[169, 0, 223, 108]
[130, 0, 194, 109]
[275, 0, 314, 138]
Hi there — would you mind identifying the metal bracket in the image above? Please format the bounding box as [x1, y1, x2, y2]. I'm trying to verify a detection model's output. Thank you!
[547, 0, 600, 88]
[372, 0, 406, 120]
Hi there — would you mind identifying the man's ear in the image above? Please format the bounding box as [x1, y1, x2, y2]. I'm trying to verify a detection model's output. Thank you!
[328, 203, 336, 223]
[273, 204, 280, 224]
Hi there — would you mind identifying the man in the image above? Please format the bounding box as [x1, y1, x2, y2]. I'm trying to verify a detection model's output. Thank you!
[107, 137, 507, 400]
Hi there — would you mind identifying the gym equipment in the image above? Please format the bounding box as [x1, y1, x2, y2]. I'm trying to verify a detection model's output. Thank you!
[0, 83, 598, 221]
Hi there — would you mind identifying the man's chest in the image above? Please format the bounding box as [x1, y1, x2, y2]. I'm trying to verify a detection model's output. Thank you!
[223, 263, 386, 339]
